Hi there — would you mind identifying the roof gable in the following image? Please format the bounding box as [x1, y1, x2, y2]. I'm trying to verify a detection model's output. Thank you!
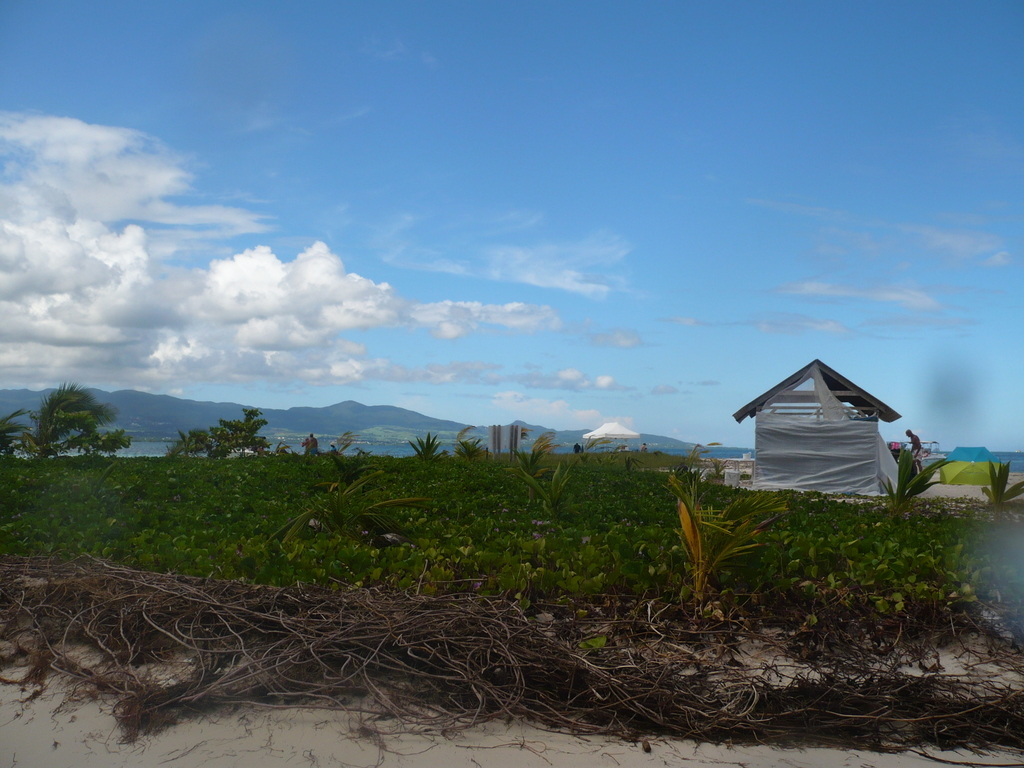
[732, 359, 901, 423]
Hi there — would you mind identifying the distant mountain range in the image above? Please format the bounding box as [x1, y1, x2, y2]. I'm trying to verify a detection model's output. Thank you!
[0, 388, 696, 450]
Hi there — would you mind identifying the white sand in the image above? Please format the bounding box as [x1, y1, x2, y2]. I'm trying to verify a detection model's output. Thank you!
[920, 472, 1024, 502]
[2, 678, 1022, 768]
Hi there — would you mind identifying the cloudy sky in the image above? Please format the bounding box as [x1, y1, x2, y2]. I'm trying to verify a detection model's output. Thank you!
[1, 2, 1022, 448]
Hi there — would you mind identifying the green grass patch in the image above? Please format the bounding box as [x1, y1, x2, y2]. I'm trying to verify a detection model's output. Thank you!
[0, 454, 1014, 616]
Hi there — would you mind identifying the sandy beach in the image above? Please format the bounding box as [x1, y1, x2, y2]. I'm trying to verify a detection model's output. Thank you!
[920, 474, 1024, 502]
[3, 676, 1024, 768]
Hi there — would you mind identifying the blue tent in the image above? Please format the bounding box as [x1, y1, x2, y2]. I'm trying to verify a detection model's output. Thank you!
[945, 447, 998, 463]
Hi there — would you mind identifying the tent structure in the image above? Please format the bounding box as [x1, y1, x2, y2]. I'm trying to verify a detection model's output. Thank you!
[940, 446, 999, 485]
[583, 422, 641, 440]
[733, 360, 901, 496]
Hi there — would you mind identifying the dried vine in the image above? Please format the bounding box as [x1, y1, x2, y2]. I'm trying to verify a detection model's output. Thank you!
[1, 555, 1023, 754]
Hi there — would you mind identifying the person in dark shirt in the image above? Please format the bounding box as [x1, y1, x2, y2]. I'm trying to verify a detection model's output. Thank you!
[905, 429, 923, 473]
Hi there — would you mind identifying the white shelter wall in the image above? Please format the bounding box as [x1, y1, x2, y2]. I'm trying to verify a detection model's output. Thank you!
[754, 415, 888, 496]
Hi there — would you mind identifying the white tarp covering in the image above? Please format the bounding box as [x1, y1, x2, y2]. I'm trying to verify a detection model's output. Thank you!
[754, 413, 898, 495]
[582, 422, 641, 439]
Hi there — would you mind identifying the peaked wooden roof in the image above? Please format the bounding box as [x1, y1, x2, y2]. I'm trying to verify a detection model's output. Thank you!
[732, 359, 902, 423]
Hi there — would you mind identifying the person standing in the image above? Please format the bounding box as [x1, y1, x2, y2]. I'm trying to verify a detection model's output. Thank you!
[302, 433, 319, 456]
[905, 429, 923, 473]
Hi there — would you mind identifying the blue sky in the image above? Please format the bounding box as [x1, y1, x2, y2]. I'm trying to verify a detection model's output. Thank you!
[1, 1, 1022, 448]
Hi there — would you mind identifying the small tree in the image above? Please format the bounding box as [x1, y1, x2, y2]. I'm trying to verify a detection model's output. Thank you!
[19, 383, 131, 457]
[166, 428, 213, 457]
[207, 408, 270, 457]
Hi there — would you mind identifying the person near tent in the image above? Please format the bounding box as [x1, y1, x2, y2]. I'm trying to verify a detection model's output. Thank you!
[905, 429, 924, 473]
[640, 443, 648, 452]
[573, 443, 582, 454]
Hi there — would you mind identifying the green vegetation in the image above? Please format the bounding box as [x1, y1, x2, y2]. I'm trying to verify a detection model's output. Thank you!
[4, 383, 131, 457]
[0, 451, 1010, 618]
[165, 408, 271, 457]
[668, 471, 786, 601]
[983, 462, 1024, 512]
[882, 449, 948, 516]
[409, 432, 443, 461]
[273, 468, 430, 544]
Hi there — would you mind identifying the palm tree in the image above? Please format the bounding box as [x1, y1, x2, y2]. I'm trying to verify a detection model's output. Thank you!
[0, 410, 28, 455]
[23, 383, 120, 457]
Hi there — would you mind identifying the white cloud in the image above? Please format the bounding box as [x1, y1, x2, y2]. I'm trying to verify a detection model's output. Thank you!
[753, 313, 851, 335]
[380, 220, 631, 298]
[0, 113, 267, 237]
[777, 280, 943, 312]
[664, 316, 705, 326]
[491, 391, 603, 429]
[590, 328, 643, 348]
[510, 367, 628, 391]
[481, 232, 630, 298]
[899, 224, 1003, 263]
[983, 250, 1012, 267]
[0, 113, 563, 390]
[651, 385, 678, 395]
[408, 299, 561, 339]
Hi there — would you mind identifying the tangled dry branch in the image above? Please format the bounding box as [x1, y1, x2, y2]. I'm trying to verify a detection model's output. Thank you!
[1, 555, 1023, 754]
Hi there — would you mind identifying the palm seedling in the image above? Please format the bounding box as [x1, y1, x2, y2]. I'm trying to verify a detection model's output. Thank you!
[514, 460, 574, 516]
[510, 431, 557, 497]
[882, 450, 949, 517]
[983, 462, 1024, 512]
[273, 470, 430, 544]
[668, 474, 786, 602]
[454, 427, 487, 461]
[410, 432, 444, 461]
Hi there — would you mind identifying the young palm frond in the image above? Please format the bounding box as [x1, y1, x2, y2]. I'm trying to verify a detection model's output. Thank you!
[882, 450, 948, 516]
[454, 428, 487, 461]
[0, 410, 27, 455]
[455, 438, 487, 461]
[983, 462, 1024, 511]
[514, 460, 574, 516]
[335, 431, 359, 455]
[583, 436, 613, 453]
[273, 470, 430, 543]
[668, 475, 786, 601]
[410, 433, 443, 461]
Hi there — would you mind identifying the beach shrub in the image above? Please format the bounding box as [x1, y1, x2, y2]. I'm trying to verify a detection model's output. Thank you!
[882, 449, 948, 516]
[983, 462, 1024, 511]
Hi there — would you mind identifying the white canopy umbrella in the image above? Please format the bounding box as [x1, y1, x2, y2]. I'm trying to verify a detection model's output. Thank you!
[583, 422, 641, 439]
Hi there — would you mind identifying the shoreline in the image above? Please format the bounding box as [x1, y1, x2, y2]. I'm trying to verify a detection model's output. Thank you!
[4, 677, 1024, 768]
